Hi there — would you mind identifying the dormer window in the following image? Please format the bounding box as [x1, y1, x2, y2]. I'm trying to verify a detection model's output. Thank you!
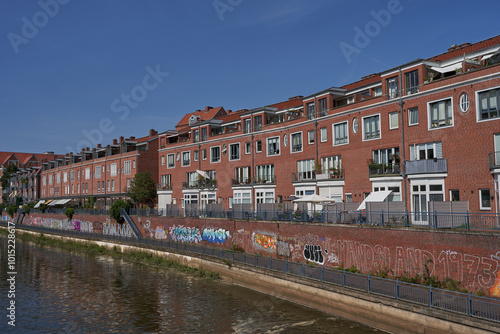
[387, 77, 399, 99]
[405, 70, 419, 95]
[188, 115, 200, 126]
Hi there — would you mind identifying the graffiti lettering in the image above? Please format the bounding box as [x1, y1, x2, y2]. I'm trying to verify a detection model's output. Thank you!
[304, 244, 324, 265]
[252, 233, 276, 251]
[277, 240, 291, 257]
[202, 228, 231, 244]
[169, 225, 202, 243]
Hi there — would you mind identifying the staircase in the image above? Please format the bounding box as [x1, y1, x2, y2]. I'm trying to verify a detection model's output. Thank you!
[120, 209, 142, 239]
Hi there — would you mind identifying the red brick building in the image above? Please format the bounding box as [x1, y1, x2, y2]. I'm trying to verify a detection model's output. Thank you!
[36, 129, 159, 209]
[157, 36, 500, 216]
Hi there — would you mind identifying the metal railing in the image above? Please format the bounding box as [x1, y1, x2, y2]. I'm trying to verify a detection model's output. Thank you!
[489, 151, 500, 169]
[368, 164, 401, 177]
[3, 221, 499, 324]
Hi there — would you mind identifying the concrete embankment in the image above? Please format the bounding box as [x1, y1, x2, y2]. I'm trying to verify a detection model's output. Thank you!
[6, 227, 499, 334]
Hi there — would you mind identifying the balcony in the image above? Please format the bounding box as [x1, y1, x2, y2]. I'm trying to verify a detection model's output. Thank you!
[292, 171, 316, 183]
[254, 175, 275, 184]
[315, 169, 345, 181]
[231, 177, 252, 186]
[368, 164, 401, 177]
[157, 183, 172, 191]
[182, 179, 217, 189]
[489, 151, 500, 170]
[406, 158, 447, 175]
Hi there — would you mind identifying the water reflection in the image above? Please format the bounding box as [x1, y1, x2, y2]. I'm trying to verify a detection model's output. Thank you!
[0, 236, 381, 333]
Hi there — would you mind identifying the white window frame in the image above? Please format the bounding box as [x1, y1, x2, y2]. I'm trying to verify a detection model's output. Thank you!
[333, 121, 349, 146]
[389, 111, 399, 130]
[255, 188, 275, 204]
[320, 127, 327, 142]
[161, 156, 165, 166]
[63, 172, 68, 183]
[479, 189, 491, 210]
[167, 153, 175, 168]
[85, 168, 90, 180]
[290, 131, 303, 153]
[408, 107, 418, 126]
[95, 166, 101, 179]
[124, 161, 131, 175]
[427, 97, 454, 130]
[110, 163, 117, 177]
[210, 146, 221, 163]
[182, 151, 191, 167]
[194, 150, 199, 162]
[233, 189, 252, 204]
[256, 140, 262, 153]
[307, 130, 315, 145]
[266, 136, 280, 156]
[475, 85, 500, 123]
[245, 142, 251, 154]
[410, 141, 442, 161]
[362, 114, 381, 141]
[229, 143, 240, 161]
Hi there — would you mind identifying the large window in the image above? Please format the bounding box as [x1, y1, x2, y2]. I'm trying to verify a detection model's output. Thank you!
[94, 166, 101, 179]
[186, 172, 198, 187]
[267, 137, 280, 156]
[201, 128, 207, 141]
[256, 190, 275, 204]
[429, 99, 453, 128]
[234, 190, 251, 204]
[405, 70, 419, 95]
[193, 129, 199, 143]
[182, 151, 190, 166]
[389, 112, 399, 129]
[229, 143, 240, 161]
[244, 119, 252, 133]
[307, 102, 315, 120]
[234, 166, 250, 184]
[167, 154, 175, 168]
[160, 174, 171, 188]
[320, 127, 327, 142]
[254, 116, 262, 131]
[319, 98, 327, 116]
[373, 147, 399, 164]
[124, 161, 131, 175]
[478, 88, 499, 120]
[110, 164, 117, 177]
[70, 171, 75, 182]
[321, 155, 341, 174]
[256, 164, 274, 183]
[410, 142, 442, 161]
[210, 146, 221, 163]
[333, 121, 348, 145]
[291, 132, 302, 152]
[387, 77, 399, 99]
[297, 159, 314, 181]
[408, 107, 418, 126]
[363, 115, 380, 140]
[85, 168, 90, 180]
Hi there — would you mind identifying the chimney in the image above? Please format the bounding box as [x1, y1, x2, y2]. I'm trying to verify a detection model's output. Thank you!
[86, 147, 90, 151]
[113, 139, 118, 145]
[119, 136, 124, 143]
[149, 128, 157, 136]
[130, 136, 136, 140]
[97, 144, 101, 148]
[204, 106, 212, 112]
[448, 44, 458, 51]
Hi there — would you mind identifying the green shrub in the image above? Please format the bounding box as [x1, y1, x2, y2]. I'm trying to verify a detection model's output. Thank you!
[65, 208, 75, 220]
[6, 205, 17, 218]
[110, 200, 132, 223]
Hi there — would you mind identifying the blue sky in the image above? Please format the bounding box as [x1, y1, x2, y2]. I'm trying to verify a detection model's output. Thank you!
[1, 0, 499, 154]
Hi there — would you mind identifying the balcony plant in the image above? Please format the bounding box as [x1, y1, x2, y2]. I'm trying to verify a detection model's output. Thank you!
[210, 179, 217, 187]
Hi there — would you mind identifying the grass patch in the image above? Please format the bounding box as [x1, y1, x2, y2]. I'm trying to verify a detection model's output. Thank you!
[1, 228, 219, 280]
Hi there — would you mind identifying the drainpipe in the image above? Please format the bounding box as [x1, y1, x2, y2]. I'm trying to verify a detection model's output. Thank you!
[250, 112, 255, 208]
[399, 67, 408, 212]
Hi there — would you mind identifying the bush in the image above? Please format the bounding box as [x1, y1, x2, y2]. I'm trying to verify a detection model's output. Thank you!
[38, 203, 48, 213]
[110, 200, 132, 223]
[6, 205, 17, 218]
[65, 208, 75, 220]
[22, 202, 35, 214]
[0, 203, 5, 213]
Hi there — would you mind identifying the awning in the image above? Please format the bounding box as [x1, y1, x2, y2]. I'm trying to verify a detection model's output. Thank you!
[34, 200, 45, 208]
[44, 199, 53, 205]
[196, 170, 210, 179]
[357, 190, 392, 211]
[430, 63, 462, 73]
[59, 199, 72, 205]
[48, 200, 60, 206]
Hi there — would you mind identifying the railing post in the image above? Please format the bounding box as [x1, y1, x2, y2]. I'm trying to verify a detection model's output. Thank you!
[269, 255, 272, 270]
[302, 263, 305, 277]
[433, 211, 438, 229]
[381, 210, 384, 226]
[396, 278, 399, 299]
[285, 258, 288, 273]
[368, 274, 371, 292]
[321, 265, 324, 282]
[406, 210, 410, 227]
[342, 269, 346, 287]
[358, 211, 362, 225]
[466, 211, 470, 230]
[429, 286, 433, 307]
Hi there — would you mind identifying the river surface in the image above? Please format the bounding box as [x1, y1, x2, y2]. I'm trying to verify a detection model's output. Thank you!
[0, 235, 382, 333]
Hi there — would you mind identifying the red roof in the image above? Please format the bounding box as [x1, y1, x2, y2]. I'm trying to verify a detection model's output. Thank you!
[268, 98, 303, 111]
[429, 35, 500, 62]
[0, 152, 16, 166]
[176, 107, 226, 129]
[342, 73, 381, 91]
[131, 135, 157, 143]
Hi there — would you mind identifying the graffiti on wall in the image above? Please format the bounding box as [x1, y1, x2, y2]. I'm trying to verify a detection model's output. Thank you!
[102, 220, 132, 237]
[143, 220, 154, 238]
[490, 269, 500, 297]
[277, 240, 291, 257]
[155, 227, 168, 240]
[169, 225, 202, 243]
[303, 244, 324, 264]
[252, 233, 276, 251]
[202, 228, 231, 244]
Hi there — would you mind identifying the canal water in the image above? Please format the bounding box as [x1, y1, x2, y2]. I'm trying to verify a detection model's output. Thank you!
[0, 235, 382, 333]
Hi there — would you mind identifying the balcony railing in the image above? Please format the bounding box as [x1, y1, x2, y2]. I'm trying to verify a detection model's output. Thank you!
[231, 177, 252, 186]
[489, 151, 500, 170]
[182, 179, 217, 189]
[406, 158, 447, 175]
[254, 175, 275, 184]
[315, 169, 345, 180]
[157, 183, 172, 191]
[368, 164, 401, 177]
[292, 171, 316, 182]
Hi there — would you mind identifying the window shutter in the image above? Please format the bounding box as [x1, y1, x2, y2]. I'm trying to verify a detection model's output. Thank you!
[435, 142, 443, 158]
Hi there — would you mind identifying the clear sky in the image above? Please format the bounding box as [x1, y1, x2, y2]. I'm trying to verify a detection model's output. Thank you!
[1, 0, 499, 154]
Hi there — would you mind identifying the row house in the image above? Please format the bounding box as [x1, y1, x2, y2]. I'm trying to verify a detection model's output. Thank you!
[37, 129, 159, 209]
[0, 151, 61, 204]
[157, 35, 500, 217]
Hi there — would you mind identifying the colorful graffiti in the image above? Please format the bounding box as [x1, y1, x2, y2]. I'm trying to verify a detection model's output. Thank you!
[304, 244, 324, 264]
[277, 240, 291, 257]
[169, 225, 202, 243]
[490, 270, 500, 297]
[103, 221, 132, 237]
[202, 228, 231, 244]
[252, 233, 277, 251]
[155, 228, 168, 240]
[143, 220, 154, 238]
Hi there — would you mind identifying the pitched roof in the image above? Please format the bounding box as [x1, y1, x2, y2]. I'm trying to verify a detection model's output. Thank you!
[0, 152, 16, 166]
[429, 35, 500, 62]
[268, 97, 303, 111]
[176, 107, 226, 128]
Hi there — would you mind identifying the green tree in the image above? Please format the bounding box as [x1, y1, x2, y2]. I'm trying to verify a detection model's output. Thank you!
[0, 203, 5, 213]
[0, 164, 18, 190]
[22, 202, 35, 214]
[127, 172, 156, 208]
[65, 208, 75, 220]
[6, 205, 17, 218]
[110, 200, 132, 224]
